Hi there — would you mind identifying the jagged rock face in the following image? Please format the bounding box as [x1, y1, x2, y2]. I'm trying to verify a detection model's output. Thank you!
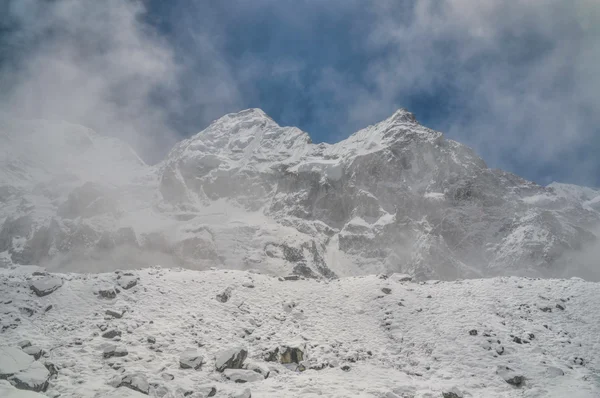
[1, 110, 599, 279]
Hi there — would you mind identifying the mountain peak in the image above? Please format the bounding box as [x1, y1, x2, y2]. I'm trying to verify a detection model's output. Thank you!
[388, 108, 418, 124]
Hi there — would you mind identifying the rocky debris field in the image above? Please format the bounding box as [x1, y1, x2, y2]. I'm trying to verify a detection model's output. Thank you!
[0, 265, 599, 397]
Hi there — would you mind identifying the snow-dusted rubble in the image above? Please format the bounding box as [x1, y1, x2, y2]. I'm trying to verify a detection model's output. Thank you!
[0, 266, 599, 397]
[0, 109, 599, 279]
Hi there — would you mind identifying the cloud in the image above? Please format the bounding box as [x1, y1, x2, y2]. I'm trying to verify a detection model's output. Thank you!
[0, 0, 183, 161]
[320, 0, 600, 186]
[1, 0, 598, 186]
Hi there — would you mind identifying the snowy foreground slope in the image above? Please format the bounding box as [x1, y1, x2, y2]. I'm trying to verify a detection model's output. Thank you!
[1, 109, 600, 280]
[1, 265, 599, 397]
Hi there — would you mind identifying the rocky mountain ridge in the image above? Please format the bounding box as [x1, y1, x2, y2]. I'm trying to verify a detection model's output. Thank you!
[1, 109, 599, 280]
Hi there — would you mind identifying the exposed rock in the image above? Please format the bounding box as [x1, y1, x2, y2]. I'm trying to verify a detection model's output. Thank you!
[118, 373, 149, 395]
[279, 344, 305, 364]
[98, 287, 118, 299]
[223, 369, 264, 383]
[29, 277, 63, 297]
[216, 287, 233, 303]
[102, 330, 122, 339]
[215, 347, 248, 372]
[180, 350, 204, 370]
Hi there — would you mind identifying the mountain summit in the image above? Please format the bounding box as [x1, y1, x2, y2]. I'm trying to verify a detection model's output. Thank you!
[1, 109, 599, 279]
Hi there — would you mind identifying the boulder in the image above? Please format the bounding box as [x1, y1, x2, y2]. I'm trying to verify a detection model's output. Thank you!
[117, 275, 138, 290]
[106, 309, 125, 319]
[243, 361, 270, 378]
[102, 330, 122, 339]
[223, 369, 264, 383]
[118, 373, 149, 395]
[496, 366, 524, 387]
[103, 344, 128, 359]
[180, 350, 204, 370]
[9, 361, 50, 392]
[216, 287, 233, 303]
[98, 286, 118, 299]
[0, 380, 47, 397]
[22, 346, 44, 360]
[0, 347, 34, 378]
[215, 347, 247, 372]
[29, 277, 62, 297]
[230, 388, 252, 398]
[279, 344, 305, 364]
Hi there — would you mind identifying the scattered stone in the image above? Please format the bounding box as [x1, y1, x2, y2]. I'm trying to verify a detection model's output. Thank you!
[106, 309, 125, 318]
[341, 365, 351, 372]
[442, 392, 462, 398]
[103, 344, 128, 359]
[117, 275, 138, 290]
[161, 373, 174, 381]
[147, 336, 156, 344]
[223, 369, 264, 383]
[20, 307, 35, 317]
[469, 329, 478, 336]
[495, 346, 505, 355]
[29, 277, 63, 297]
[98, 287, 118, 299]
[497, 366, 524, 386]
[215, 347, 248, 372]
[512, 336, 522, 344]
[216, 287, 233, 303]
[396, 274, 413, 282]
[23, 346, 44, 360]
[180, 350, 204, 370]
[242, 282, 255, 288]
[44, 305, 53, 313]
[381, 288, 392, 295]
[556, 304, 565, 311]
[283, 275, 300, 281]
[102, 330, 122, 339]
[540, 306, 552, 313]
[118, 373, 149, 394]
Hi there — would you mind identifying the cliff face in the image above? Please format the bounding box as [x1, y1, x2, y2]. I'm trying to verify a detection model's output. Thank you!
[1, 110, 598, 279]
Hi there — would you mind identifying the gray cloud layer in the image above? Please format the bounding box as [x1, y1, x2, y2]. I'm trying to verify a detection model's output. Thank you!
[1, 0, 598, 185]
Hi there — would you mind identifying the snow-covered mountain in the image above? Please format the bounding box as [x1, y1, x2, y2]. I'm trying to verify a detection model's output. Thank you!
[1, 109, 599, 280]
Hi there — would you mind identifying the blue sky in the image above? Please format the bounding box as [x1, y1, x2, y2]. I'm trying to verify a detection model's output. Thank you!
[1, 0, 599, 187]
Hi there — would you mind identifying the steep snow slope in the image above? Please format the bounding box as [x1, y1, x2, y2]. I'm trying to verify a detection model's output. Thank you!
[1, 266, 599, 397]
[1, 109, 599, 279]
